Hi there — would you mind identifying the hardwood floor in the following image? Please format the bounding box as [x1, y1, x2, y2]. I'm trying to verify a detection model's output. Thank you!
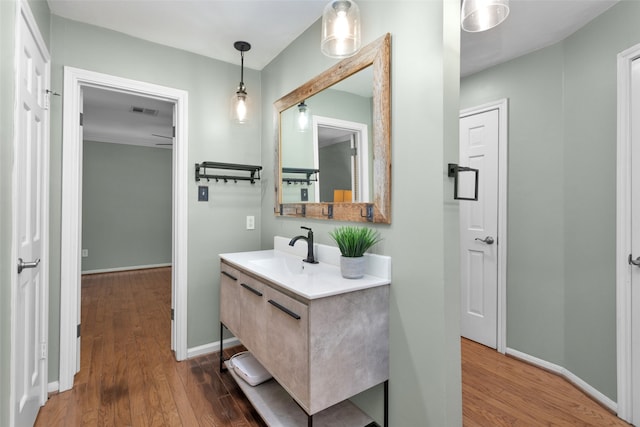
[35, 268, 266, 427]
[36, 268, 631, 426]
[462, 338, 631, 426]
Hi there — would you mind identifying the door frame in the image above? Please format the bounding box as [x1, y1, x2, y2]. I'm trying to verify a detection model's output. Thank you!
[59, 67, 189, 391]
[615, 42, 640, 424]
[459, 99, 508, 353]
[312, 115, 369, 202]
[10, 0, 50, 420]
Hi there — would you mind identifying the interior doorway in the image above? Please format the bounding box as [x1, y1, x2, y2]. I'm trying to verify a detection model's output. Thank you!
[312, 115, 369, 203]
[59, 67, 189, 392]
[616, 42, 640, 425]
[458, 99, 508, 353]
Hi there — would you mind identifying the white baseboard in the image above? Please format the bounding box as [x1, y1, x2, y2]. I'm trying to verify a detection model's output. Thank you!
[81, 263, 171, 275]
[506, 347, 617, 413]
[47, 381, 59, 394]
[187, 337, 241, 359]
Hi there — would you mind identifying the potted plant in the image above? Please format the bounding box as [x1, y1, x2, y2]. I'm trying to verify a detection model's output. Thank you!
[329, 226, 382, 279]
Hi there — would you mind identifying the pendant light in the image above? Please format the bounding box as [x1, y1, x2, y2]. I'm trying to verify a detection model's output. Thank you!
[296, 101, 311, 132]
[461, 0, 510, 33]
[321, 0, 361, 58]
[230, 41, 251, 124]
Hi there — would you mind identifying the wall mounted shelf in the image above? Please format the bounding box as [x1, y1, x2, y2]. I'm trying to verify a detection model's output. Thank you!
[195, 162, 262, 184]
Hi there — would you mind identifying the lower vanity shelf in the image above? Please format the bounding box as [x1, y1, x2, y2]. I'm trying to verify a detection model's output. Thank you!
[225, 360, 376, 427]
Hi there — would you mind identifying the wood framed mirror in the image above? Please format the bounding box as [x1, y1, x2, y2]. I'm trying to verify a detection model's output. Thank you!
[274, 33, 391, 223]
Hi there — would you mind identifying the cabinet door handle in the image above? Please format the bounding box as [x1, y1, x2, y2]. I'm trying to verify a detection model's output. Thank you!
[241, 283, 263, 297]
[268, 299, 301, 320]
[221, 271, 237, 281]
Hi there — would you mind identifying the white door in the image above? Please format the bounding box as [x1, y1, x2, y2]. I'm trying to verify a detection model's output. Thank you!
[629, 56, 640, 426]
[459, 108, 499, 349]
[12, 2, 50, 425]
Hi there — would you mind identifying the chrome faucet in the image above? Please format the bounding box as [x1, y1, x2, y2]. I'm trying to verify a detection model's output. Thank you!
[289, 226, 318, 264]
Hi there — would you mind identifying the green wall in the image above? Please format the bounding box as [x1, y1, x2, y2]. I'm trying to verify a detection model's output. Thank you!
[49, 15, 263, 381]
[461, 45, 567, 365]
[82, 141, 172, 272]
[461, 1, 640, 401]
[261, 2, 462, 425]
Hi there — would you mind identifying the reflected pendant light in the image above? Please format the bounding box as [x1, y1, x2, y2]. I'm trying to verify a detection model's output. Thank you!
[461, 0, 510, 33]
[296, 101, 311, 132]
[230, 41, 252, 124]
[321, 0, 361, 58]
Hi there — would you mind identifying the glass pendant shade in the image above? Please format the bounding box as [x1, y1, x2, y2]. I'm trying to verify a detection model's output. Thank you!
[461, 0, 510, 33]
[230, 85, 251, 124]
[230, 41, 251, 124]
[296, 101, 310, 132]
[321, 0, 361, 58]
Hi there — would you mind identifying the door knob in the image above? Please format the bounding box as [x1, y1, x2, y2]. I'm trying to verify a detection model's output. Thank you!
[629, 254, 640, 266]
[17, 257, 40, 274]
[475, 236, 495, 245]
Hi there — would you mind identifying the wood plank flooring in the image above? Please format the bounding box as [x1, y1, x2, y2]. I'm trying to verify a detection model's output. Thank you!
[35, 268, 631, 426]
[462, 338, 630, 426]
[35, 268, 266, 427]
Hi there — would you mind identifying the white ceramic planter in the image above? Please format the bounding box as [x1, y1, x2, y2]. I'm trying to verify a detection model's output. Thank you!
[340, 256, 366, 279]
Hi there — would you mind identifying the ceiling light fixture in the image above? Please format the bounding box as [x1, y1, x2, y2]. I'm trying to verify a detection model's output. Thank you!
[321, 0, 361, 58]
[461, 0, 510, 33]
[296, 101, 311, 132]
[230, 41, 251, 124]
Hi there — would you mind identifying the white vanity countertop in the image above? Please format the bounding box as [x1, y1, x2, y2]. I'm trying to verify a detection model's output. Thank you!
[219, 249, 390, 300]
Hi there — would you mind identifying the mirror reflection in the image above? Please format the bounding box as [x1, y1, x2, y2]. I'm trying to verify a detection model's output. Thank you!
[280, 66, 373, 204]
[274, 33, 391, 223]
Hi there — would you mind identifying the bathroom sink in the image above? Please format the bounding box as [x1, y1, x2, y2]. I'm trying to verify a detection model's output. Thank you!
[250, 255, 325, 277]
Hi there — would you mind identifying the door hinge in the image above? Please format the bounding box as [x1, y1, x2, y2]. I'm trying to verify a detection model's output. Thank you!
[77, 323, 81, 338]
[350, 147, 357, 156]
[172, 126, 176, 137]
[79, 112, 84, 126]
[40, 342, 47, 360]
[171, 308, 175, 321]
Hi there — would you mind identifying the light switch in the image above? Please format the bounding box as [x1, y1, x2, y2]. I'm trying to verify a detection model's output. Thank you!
[198, 186, 209, 201]
[246, 215, 255, 230]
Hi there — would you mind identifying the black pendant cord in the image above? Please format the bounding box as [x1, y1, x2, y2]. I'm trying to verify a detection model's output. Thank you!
[234, 41, 251, 91]
[240, 50, 245, 88]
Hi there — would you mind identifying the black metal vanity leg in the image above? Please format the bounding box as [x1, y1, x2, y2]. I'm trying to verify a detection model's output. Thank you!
[308, 414, 313, 427]
[384, 380, 389, 427]
[219, 322, 225, 372]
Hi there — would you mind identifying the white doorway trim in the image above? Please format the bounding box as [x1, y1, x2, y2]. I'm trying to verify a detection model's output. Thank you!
[312, 115, 370, 203]
[615, 42, 640, 424]
[460, 98, 508, 354]
[59, 67, 189, 391]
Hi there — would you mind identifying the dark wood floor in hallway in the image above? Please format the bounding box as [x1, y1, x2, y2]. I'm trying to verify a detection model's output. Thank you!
[35, 268, 631, 426]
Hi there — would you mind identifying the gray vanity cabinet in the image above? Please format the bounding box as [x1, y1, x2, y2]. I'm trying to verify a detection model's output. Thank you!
[220, 259, 390, 420]
[263, 285, 310, 406]
[220, 263, 266, 354]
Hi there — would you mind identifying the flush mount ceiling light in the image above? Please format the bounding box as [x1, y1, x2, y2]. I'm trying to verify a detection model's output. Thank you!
[296, 101, 311, 132]
[230, 41, 251, 124]
[321, 0, 361, 58]
[461, 0, 510, 33]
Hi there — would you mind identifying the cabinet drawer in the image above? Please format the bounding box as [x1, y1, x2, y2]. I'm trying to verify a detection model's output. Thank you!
[264, 286, 309, 409]
[220, 263, 241, 336]
[237, 274, 266, 357]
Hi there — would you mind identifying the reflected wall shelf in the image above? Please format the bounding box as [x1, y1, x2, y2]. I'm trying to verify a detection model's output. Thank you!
[282, 167, 320, 185]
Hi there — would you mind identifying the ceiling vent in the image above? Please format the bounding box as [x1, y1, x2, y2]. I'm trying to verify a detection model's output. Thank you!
[130, 106, 159, 116]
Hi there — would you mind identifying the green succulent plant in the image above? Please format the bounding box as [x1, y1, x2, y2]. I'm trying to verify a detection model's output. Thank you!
[329, 226, 382, 258]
